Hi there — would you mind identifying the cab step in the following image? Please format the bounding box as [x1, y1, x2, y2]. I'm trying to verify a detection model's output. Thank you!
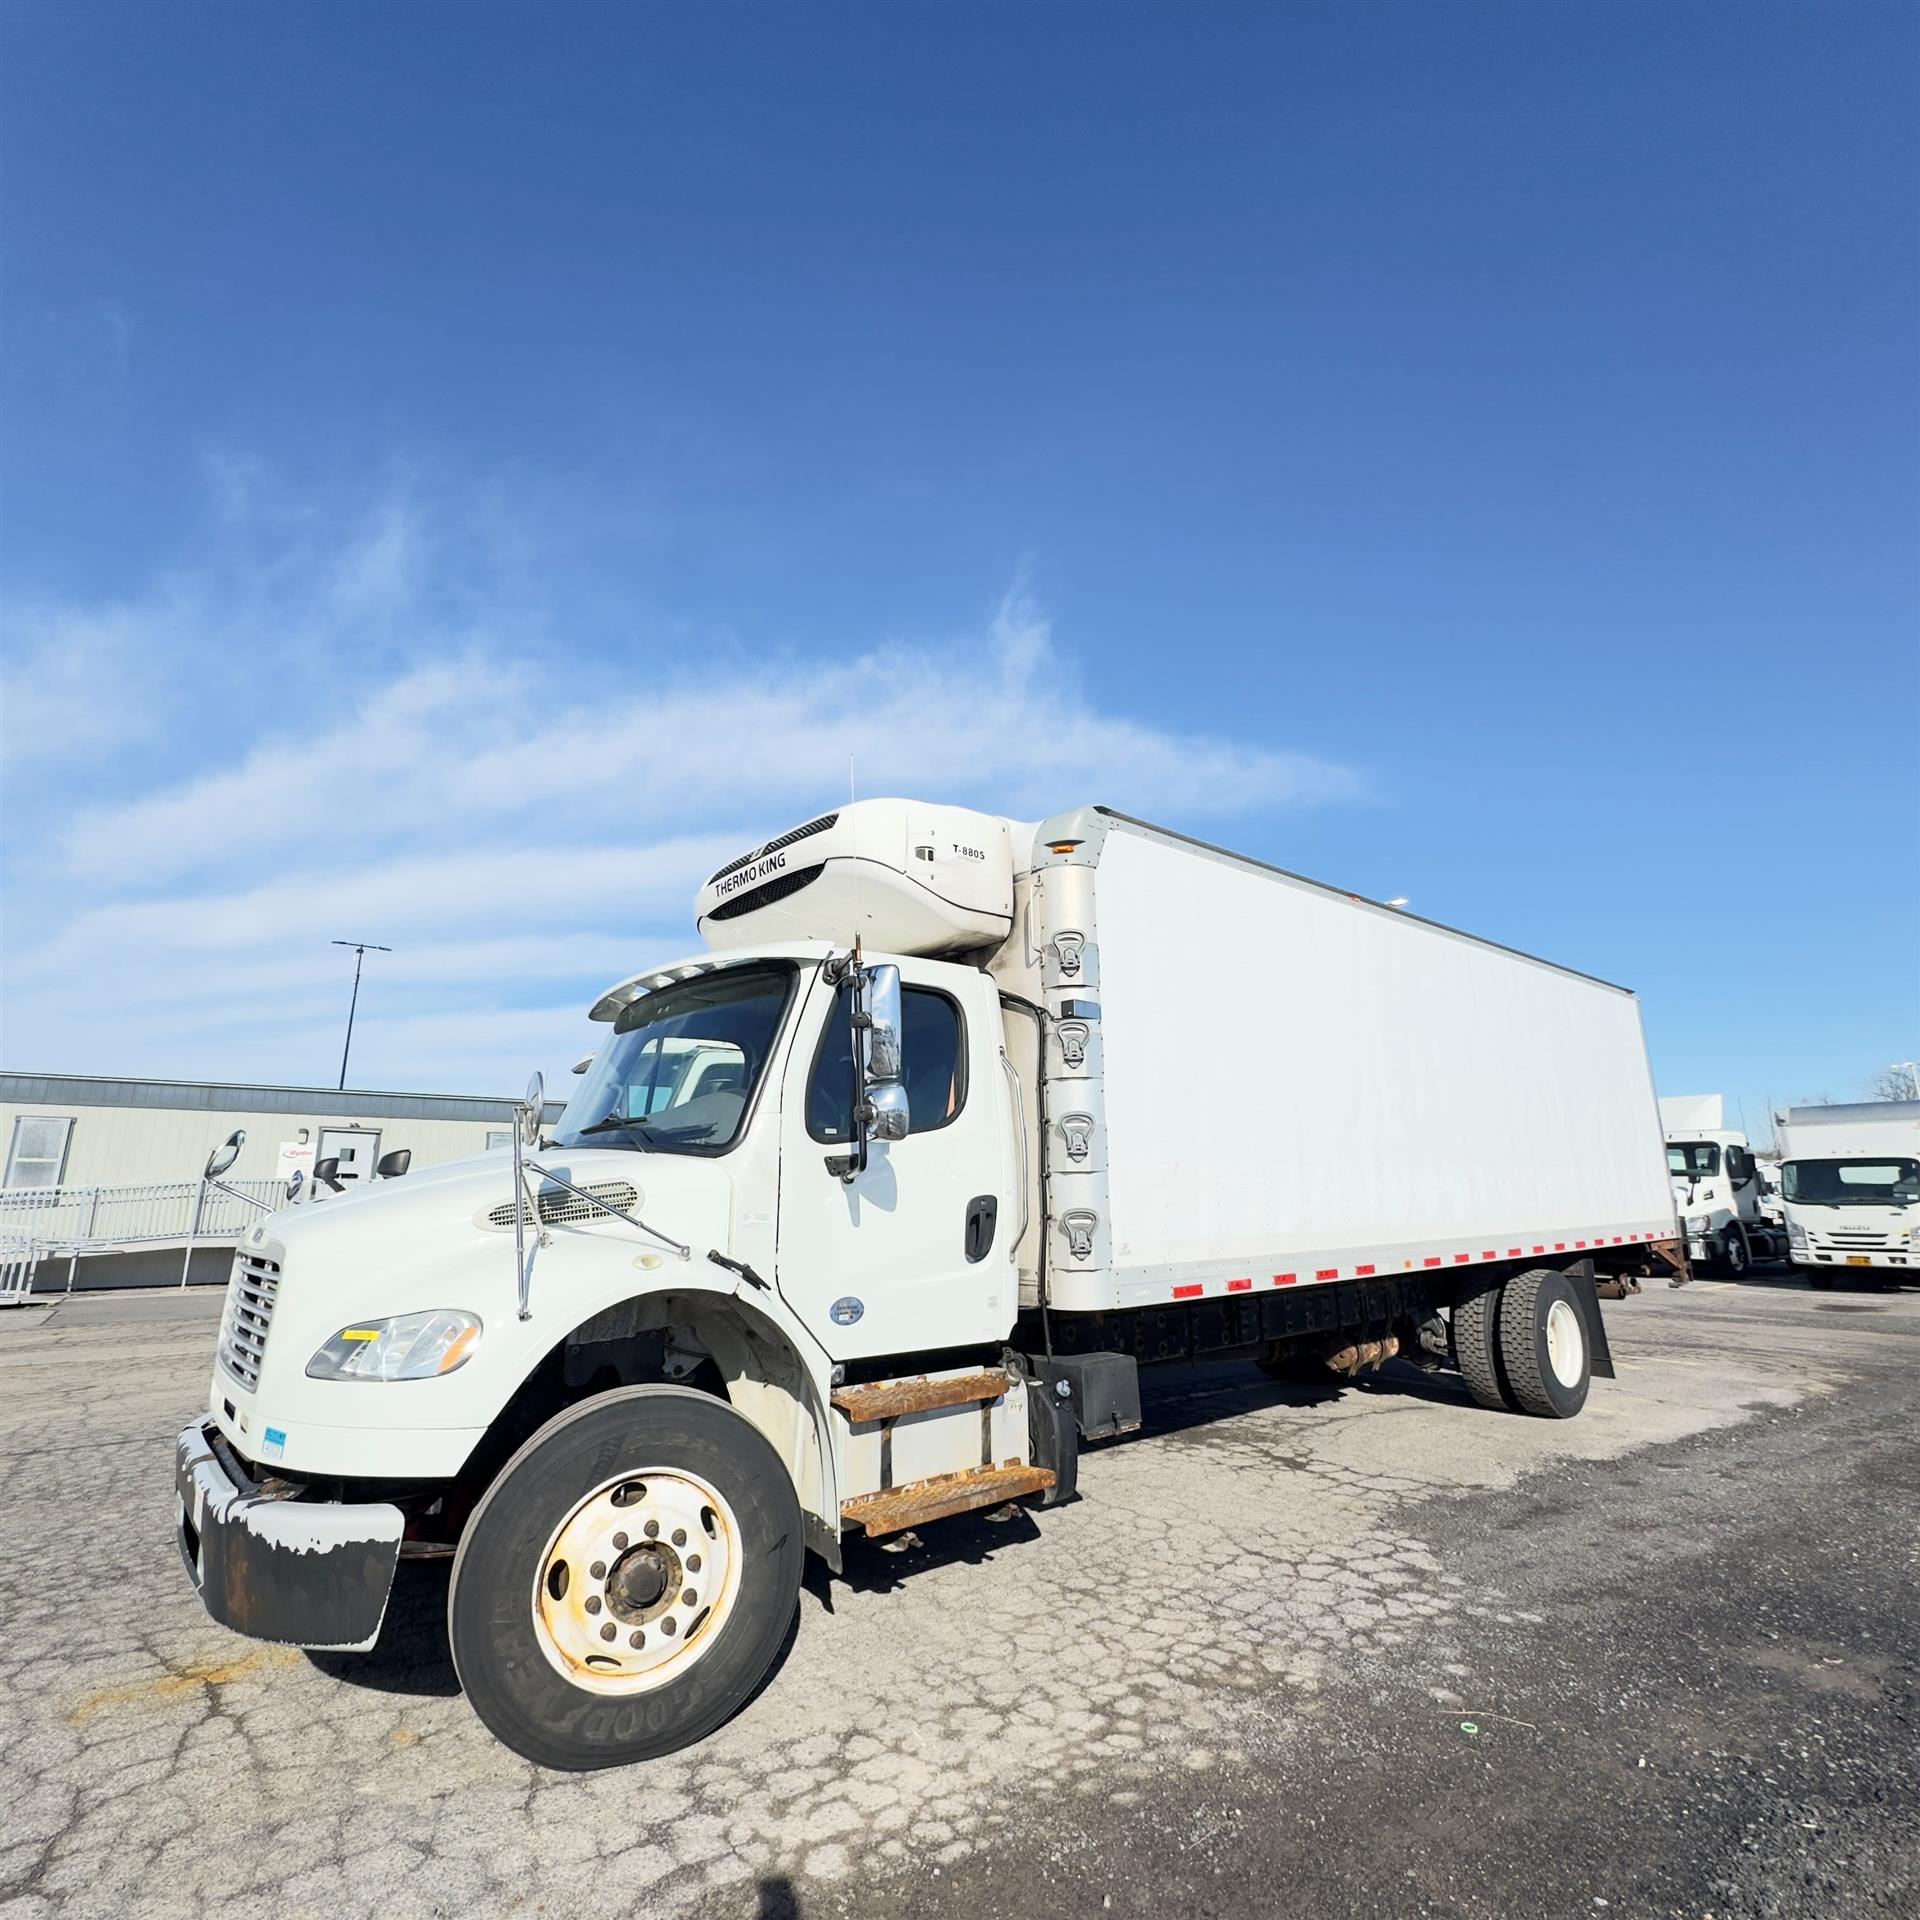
[830, 1368, 1011, 1424]
[840, 1461, 1056, 1538]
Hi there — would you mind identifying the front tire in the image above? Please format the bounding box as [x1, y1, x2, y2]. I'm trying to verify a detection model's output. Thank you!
[449, 1386, 803, 1771]
[1718, 1225, 1751, 1279]
[1496, 1268, 1591, 1418]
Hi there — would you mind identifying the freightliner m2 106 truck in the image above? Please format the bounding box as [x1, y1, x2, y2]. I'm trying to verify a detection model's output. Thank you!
[1776, 1100, 1920, 1283]
[176, 802, 1679, 1768]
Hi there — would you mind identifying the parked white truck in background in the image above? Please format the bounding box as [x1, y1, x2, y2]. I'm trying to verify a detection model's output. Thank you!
[175, 800, 1679, 1769]
[1659, 1093, 1788, 1275]
[1777, 1101, 1920, 1284]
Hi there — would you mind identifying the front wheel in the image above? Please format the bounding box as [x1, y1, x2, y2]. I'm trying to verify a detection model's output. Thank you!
[1496, 1268, 1591, 1419]
[1718, 1225, 1751, 1279]
[449, 1386, 803, 1770]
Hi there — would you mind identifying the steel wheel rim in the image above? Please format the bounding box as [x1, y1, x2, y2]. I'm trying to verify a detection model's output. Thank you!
[531, 1466, 742, 1694]
[1544, 1299, 1584, 1387]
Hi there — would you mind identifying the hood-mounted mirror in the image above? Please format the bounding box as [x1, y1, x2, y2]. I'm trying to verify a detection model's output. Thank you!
[204, 1130, 245, 1180]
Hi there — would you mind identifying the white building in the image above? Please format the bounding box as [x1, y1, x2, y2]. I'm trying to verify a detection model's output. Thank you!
[1, 1073, 561, 1291]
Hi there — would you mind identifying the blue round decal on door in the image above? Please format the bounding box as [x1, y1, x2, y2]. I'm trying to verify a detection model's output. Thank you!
[829, 1296, 864, 1327]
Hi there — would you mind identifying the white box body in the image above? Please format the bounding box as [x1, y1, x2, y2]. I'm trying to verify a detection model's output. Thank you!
[1008, 809, 1677, 1313]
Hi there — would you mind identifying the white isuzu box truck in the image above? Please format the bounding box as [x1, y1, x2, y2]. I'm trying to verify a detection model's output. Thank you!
[1776, 1101, 1920, 1282]
[1659, 1093, 1787, 1275]
[175, 801, 1678, 1769]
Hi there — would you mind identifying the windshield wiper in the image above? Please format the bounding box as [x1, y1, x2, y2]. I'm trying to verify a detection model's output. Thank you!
[577, 1114, 659, 1142]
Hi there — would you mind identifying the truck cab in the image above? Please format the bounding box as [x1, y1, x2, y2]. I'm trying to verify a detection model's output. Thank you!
[176, 804, 1045, 1771]
[1776, 1101, 1920, 1284]
[1658, 1095, 1784, 1275]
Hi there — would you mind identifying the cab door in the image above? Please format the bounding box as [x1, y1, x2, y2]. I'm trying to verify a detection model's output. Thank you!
[774, 961, 1013, 1362]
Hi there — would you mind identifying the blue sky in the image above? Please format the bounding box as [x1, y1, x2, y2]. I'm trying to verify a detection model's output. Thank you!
[2, 2, 1915, 1137]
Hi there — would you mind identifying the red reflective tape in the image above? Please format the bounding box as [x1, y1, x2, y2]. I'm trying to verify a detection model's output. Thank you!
[1533, 1245, 1545, 1254]
[1173, 1284, 1202, 1299]
[1423, 1256, 1442, 1268]
[1507, 1248, 1521, 1257]
[1227, 1277, 1252, 1292]
[1481, 1250, 1495, 1260]
[1453, 1252, 1470, 1264]
[1273, 1273, 1297, 1286]
[1312, 1267, 1336, 1280]
[1575, 1240, 1587, 1249]
[1354, 1263, 1376, 1276]
[1555, 1243, 1566, 1251]
[1612, 1236, 1623, 1244]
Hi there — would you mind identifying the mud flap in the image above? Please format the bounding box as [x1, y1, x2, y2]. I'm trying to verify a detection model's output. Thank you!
[1567, 1269, 1616, 1380]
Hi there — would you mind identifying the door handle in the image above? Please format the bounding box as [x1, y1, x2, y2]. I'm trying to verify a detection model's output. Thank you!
[964, 1195, 997, 1264]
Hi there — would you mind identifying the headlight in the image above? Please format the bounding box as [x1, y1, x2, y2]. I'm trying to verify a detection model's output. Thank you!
[306, 1310, 482, 1382]
[1787, 1221, 1808, 1247]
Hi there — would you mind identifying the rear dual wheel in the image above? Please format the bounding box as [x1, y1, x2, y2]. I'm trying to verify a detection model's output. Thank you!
[1452, 1268, 1591, 1419]
[449, 1386, 803, 1771]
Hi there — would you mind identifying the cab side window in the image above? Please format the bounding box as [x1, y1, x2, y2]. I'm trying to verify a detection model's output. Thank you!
[807, 982, 966, 1142]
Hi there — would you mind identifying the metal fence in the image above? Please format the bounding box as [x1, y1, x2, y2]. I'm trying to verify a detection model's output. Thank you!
[0, 1178, 286, 1303]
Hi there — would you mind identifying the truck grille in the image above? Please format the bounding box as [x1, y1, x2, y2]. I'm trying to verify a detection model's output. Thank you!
[1820, 1229, 1893, 1249]
[218, 1251, 280, 1391]
[486, 1180, 639, 1230]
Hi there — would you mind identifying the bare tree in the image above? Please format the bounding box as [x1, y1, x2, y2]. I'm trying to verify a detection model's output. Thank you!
[1866, 1062, 1920, 1102]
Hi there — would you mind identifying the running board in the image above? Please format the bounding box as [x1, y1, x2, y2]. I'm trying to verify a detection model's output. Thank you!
[830, 1368, 1011, 1424]
[840, 1462, 1055, 1538]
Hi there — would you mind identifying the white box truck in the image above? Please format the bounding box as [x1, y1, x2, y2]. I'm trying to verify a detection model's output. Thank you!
[1776, 1101, 1920, 1283]
[174, 801, 1679, 1769]
[1658, 1093, 1787, 1275]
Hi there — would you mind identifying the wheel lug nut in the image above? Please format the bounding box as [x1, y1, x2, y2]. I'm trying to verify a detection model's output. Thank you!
[612, 1532, 628, 1550]
[589, 1561, 606, 1579]
[680, 1587, 697, 1607]
[600, 1622, 616, 1642]
[687, 1553, 702, 1573]
[671, 1528, 687, 1547]
[629, 1629, 645, 1648]
[585, 1595, 602, 1615]
[644, 1520, 659, 1538]
[661, 1617, 677, 1636]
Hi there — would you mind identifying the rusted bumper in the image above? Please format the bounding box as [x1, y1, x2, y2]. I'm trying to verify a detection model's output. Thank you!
[174, 1418, 404, 1653]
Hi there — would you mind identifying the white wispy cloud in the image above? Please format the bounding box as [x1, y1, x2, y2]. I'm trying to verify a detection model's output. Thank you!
[2, 467, 1366, 1090]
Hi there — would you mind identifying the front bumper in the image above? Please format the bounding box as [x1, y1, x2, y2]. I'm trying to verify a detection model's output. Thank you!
[174, 1418, 404, 1652]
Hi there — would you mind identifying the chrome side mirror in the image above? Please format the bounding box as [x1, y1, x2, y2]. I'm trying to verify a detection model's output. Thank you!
[204, 1129, 245, 1179]
[861, 964, 905, 1083]
[863, 1081, 910, 1143]
[522, 1071, 545, 1146]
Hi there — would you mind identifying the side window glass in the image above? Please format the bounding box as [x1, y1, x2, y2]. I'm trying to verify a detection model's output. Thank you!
[807, 982, 966, 1142]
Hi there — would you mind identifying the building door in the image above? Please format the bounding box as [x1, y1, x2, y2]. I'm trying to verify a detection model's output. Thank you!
[316, 1127, 382, 1198]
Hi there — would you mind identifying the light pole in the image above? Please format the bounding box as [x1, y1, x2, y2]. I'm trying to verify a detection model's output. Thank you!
[332, 940, 391, 1090]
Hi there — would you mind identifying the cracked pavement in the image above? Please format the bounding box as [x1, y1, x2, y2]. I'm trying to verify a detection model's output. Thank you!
[2, 1276, 1915, 1918]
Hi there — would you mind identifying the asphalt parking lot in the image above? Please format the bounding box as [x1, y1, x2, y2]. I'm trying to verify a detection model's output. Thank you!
[2, 1274, 1916, 1920]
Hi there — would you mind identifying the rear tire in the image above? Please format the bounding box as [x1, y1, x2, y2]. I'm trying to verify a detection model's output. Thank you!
[1496, 1268, 1591, 1418]
[1451, 1281, 1514, 1411]
[449, 1385, 803, 1771]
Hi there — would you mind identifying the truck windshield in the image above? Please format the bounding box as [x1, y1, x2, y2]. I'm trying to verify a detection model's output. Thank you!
[552, 962, 795, 1155]
[1667, 1142, 1720, 1178]
[1781, 1159, 1920, 1207]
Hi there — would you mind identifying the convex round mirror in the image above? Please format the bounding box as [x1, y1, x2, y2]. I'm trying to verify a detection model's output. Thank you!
[204, 1129, 245, 1179]
[522, 1071, 545, 1146]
